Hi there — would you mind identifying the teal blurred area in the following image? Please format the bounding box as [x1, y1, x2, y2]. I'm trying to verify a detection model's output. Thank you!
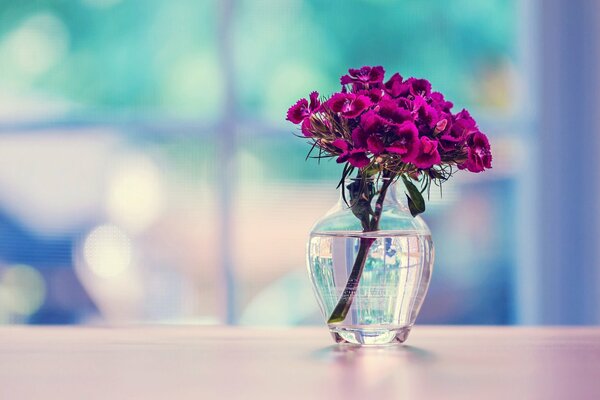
[0, 0, 595, 326]
[0, 0, 515, 120]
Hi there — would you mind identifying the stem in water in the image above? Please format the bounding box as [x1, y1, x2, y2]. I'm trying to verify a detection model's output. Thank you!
[327, 176, 393, 324]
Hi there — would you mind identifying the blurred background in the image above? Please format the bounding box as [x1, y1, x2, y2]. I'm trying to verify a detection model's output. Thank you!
[0, 0, 598, 326]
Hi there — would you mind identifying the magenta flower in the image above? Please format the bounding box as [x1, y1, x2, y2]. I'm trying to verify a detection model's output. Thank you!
[406, 78, 432, 97]
[461, 132, 492, 173]
[384, 73, 404, 98]
[285, 65, 492, 204]
[454, 109, 477, 130]
[350, 111, 391, 156]
[386, 121, 420, 163]
[351, 111, 419, 159]
[286, 99, 309, 124]
[415, 99, 440, 131]
[413, 137, 441, 169]
[286, 91, 321, 124]
[440, 109, 476, 149]
[340, 66, 385, 86]
[326, 93, 372, 118]
[356, 88, 386, 103]
[377, 99, 413, 124]
[430, 92, 453, 112]
[309, 91, 321, 110]
[351, 111, 383, 147]
[331, 139, 370, 168]
[439, 124, 464, 150]
[367, 136, 385, 155]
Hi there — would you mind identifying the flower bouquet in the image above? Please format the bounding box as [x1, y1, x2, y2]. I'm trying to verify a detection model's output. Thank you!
[287, 66, 492, 344]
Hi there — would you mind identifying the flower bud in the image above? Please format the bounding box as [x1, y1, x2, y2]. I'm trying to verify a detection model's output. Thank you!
[434, 119, 448, 134]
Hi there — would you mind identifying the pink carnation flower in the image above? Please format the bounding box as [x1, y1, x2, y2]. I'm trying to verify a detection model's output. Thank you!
[326, 93, 372, 118]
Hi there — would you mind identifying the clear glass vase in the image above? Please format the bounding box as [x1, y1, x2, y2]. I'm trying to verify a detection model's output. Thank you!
[307, 177, 434, 345]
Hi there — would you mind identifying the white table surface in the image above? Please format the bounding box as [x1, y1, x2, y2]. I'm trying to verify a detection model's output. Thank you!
[0, 326, 599, 399]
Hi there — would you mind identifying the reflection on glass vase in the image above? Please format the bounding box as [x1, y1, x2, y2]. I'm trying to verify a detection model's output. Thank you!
[307, 178, 434, 345]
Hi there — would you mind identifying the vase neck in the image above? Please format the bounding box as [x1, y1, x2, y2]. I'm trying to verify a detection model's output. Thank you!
[337, 177, 404, 209]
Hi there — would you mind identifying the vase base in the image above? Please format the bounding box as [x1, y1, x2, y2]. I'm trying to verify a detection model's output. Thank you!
[329, 326, 412, 345]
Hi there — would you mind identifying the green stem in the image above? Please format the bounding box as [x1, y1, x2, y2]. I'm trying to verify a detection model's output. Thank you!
[327, 175, 393, 324]
[327, 237, 374, 323]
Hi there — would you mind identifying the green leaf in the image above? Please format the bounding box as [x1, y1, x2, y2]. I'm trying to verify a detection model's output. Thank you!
[402, 175, 426, 217]
[406, 195, 425, 217]
[347, 178, 374, 230]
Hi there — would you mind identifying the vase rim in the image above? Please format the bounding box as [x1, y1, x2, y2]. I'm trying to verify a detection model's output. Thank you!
[343, 176, 398, 182]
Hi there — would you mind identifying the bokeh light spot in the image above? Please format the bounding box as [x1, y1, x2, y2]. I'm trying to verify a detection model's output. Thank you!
[1, 264, 46, 316]
[1, 12, 69, 77]
[106, 156, 164, 233]
[83, 225, 132, 278]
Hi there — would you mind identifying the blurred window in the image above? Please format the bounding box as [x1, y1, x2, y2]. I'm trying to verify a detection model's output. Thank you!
[0, 0, 524, 325]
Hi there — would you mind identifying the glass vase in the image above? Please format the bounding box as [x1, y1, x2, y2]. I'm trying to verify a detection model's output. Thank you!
[307, 177, 434, 345]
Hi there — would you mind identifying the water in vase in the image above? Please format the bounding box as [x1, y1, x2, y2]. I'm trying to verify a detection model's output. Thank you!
[308, 232, 434, 345]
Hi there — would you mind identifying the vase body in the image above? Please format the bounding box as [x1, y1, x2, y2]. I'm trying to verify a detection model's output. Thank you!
[307, 178, 434, 345]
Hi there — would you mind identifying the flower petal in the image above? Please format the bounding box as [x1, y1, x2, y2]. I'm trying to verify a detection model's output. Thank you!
[347, 150, 370, 168]
[367, 136, 385, 155]
[348, 95, 372, 118]
[331, 139, 350, 151]
[384, 73, 403, 97]
[301, 118, 313, 137]
[412, 137, 441, 168]
[309, 91, 321, 112]
[286, 98, 309, 124]
[378, 99, 413, 124]
[462, 131, 492, 172]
